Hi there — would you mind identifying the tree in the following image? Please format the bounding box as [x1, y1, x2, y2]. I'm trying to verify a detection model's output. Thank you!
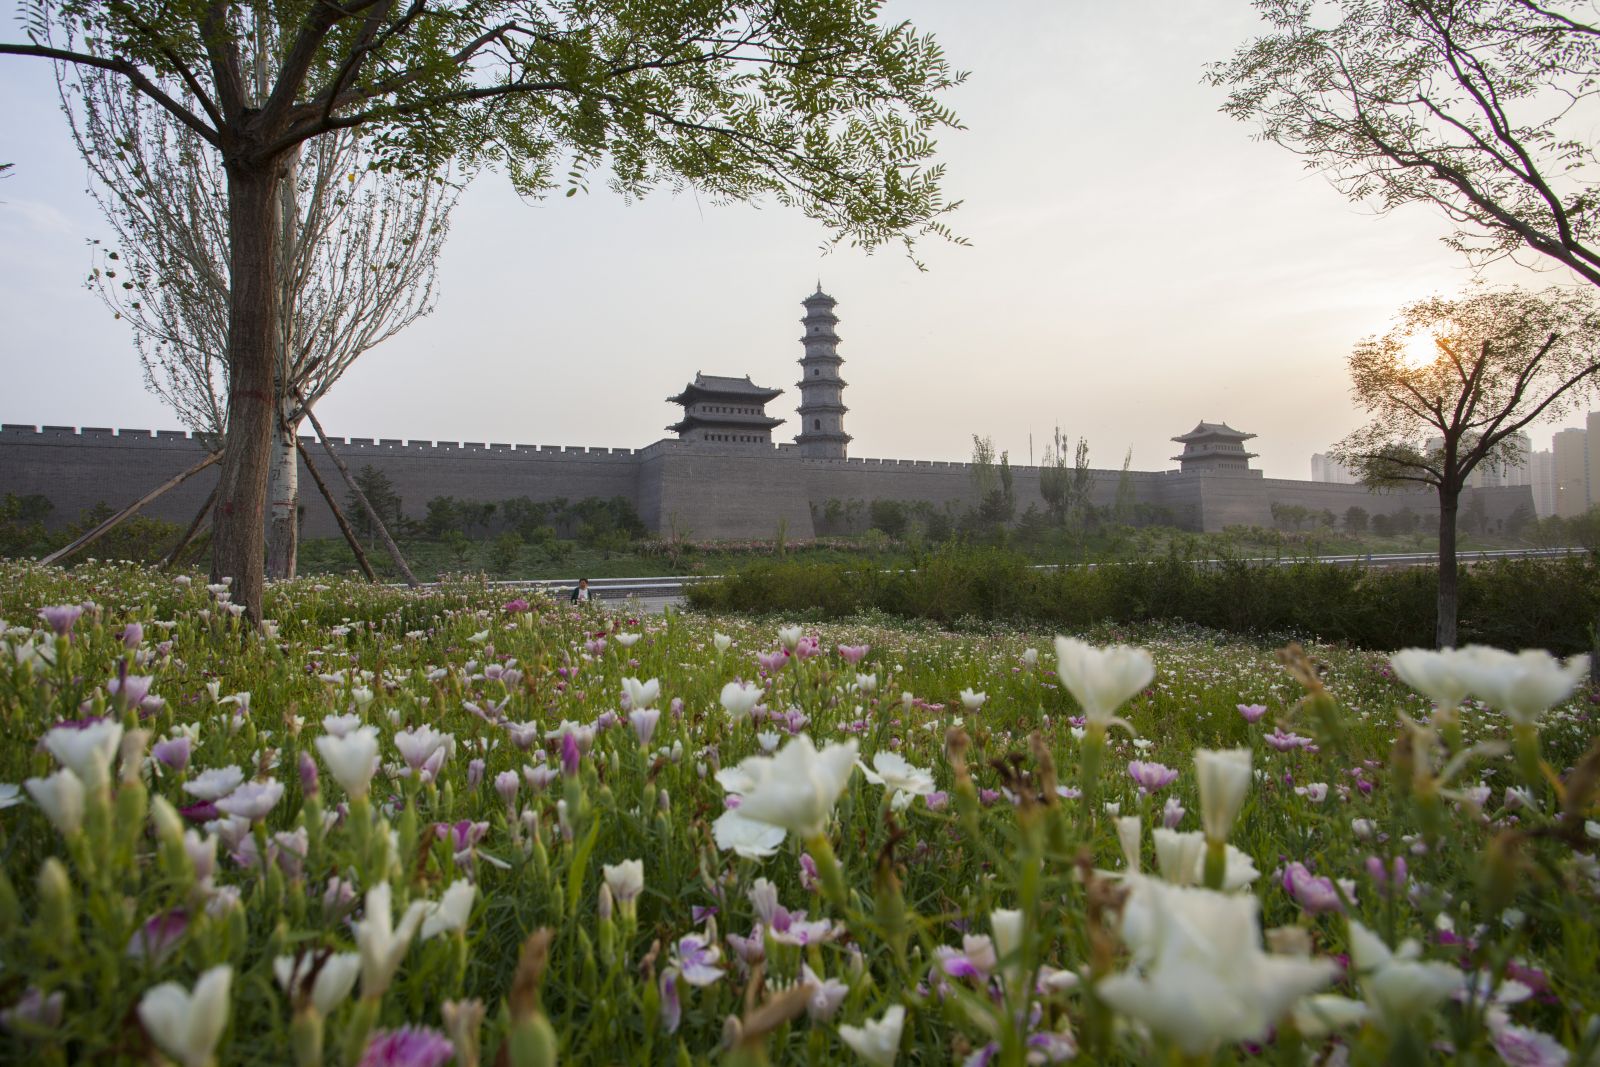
[68, 53, 455, 579]
[970, 435, 999, 502]
[1039, 426, 1070, 523]
[1211, 1, 1600, 286]
[4, 2, 964, 620]
[1331, 286, 1600, 646]
[347, 465, 401, 543]
[998, 451, 1015, 519]
[1344, 505, 1369, 534]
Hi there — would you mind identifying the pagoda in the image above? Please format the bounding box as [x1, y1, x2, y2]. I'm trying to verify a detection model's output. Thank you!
[666, 374, 785, 445]
[794, 285, 851, 459]
[1170, 421, 1259, 474]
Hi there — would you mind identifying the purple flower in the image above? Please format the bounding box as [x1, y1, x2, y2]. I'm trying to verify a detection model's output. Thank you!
[298, 751, 319, 798]
[120, 622, 144, 648]
[560, 732, 581, 777]
[1265, 728, 1316, 752]
[925, 791, 950, 812]
[756, 649, 789, 674]
[0, 988, 64, 1034]
[126, 908, 188, 963]
[503, 598, 530, 613]
[434, 820, 489, 863]
[494, 771, 520, 807]
[1281, 862, 1349, 915]
[108, 675, 154, 708]
[1127, 760, 1178, 794]
[659, 968, 682, 1034]
[692, 905, 718, 925]
[1161, 795, 1186, 828]
[837, 644, 870, 665]
[673, 934, 725, 986]
[359, 1025, 455, 1067]
[467, 758, 485, 792]
[1237, 703, 1268, 723]
[629, 708, 660, 746]
[152, 736, 193, 772]
[38, 605, 83, 636]
[1365, 855, 1408, 895]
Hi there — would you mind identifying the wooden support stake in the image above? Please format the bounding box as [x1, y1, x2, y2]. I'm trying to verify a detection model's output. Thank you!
[299, 399, 419, 587]
[161, 484, 218, 571]
[41, 451, 221, 566]
[297, 438, 378, 583]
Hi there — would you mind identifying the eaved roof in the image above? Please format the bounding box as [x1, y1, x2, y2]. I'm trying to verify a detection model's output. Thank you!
[1171, 421, 1256, 443]
[666, 373, 783, 405]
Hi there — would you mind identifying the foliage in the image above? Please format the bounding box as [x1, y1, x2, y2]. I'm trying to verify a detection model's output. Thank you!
[687, 544, 1600, 653]
[1211, 0, 1600, 285]
[347, 466, 403, 544]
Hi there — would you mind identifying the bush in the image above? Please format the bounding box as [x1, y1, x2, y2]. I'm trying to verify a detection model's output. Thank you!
[686, 545, 1600, 652]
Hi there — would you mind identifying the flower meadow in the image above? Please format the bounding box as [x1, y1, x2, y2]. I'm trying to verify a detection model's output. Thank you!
[1, 560, 1598, 1066]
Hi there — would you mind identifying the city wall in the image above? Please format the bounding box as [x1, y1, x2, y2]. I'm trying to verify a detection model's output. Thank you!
[0, 425, 1535, 542]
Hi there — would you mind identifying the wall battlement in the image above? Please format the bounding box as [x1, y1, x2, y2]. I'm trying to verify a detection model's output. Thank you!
[0, 423, 1535, 545]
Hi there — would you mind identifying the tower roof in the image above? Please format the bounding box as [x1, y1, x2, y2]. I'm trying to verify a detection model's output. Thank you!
[1171, 421, 1256, 444]
[667, 373, 783, 406]
[803, 283, 836, 307]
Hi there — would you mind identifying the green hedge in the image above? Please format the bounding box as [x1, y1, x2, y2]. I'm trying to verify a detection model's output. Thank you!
[685, 546, 1600, 652]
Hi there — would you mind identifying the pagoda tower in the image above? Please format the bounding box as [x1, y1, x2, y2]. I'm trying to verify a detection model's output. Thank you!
[1170, 421, 1259, 474]
[795, 284, 851, 459]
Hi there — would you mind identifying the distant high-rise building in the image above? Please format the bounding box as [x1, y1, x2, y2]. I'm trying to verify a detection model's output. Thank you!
[1554, 427, 1589, 517]
[1531, 449, 1557, 517]
[1310, 452, 1359, 483]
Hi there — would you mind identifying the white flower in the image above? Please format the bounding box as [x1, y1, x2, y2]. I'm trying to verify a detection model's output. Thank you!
[24, 769, 85, 836]
[137, 964, 232, 1067]
[855, 672, 878, 694]
[1346, 919, 1463, 1027]
[1195, 748, 1252, 842]
[729, 735, 858, 838]
[714, 633, 733, 653]
[959, 688, 987, 711]
[393, 725, 454, 773]
[213, 780, 283, 821]
[322, 713, 363, 738]
[1115, 815, 1142, 873]
[712, 809, 787, 859]
[420, 879, 477, 939]
[857, 752, 936, 806]
[316, 726, 380, 798]
[1291, 994, 1371, 1038]
[183, 765, 244, 802]
[0, 783, 22, 809]
[1022, 647, 1039, 667]
[839, 1003, 906, 1067]
[1097, 877, 1336, 1055]
[273, 952, 361, 1015]
[602, 859, 645, 903]
[1053, 636, 1154, 726]
[621, 676, 660, 710]
[616, 632, 642, 648]
[1457, 646, 1588, 725]
[720, 680, 762, 721]
[777, 625, 804, 651]
[1151, 829, 1258, 890]
[353, 883, 429, 997]
[991, 908, 1024, 984]
[43, 720, 124, 789]
[1389, 648, 1474, 710]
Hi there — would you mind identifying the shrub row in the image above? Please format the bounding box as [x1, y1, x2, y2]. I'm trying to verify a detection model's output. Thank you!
[685, 546, 1600, 652]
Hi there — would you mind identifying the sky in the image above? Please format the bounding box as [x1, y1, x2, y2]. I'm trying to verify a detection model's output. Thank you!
[0, 1, 1588, 479]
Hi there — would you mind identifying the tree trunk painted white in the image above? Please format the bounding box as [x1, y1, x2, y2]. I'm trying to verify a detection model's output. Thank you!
[264, 405, 300, 580]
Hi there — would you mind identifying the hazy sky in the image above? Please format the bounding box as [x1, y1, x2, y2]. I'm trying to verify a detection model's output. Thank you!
[0, 1, 1587, 478]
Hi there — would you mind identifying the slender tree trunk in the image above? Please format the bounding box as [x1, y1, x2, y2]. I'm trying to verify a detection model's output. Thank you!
[297, 438, 378, 582]
[265, 406, 301, 579]
[212, 165, 280, 621]
[1437, 485, 1460, 648]
[301, 400, 420, 586]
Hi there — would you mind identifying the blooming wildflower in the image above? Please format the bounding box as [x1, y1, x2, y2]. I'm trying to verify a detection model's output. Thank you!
[316, 727, 380, 799]
[629, 707, 661, 745]
[621, 676, 659, 710]
[1236, 703, 1268, 723]
[358, 1026, 455, 1067]
[858, 752, 936, 809]
[214, 780, 284, 821]
[354, 883, 429, 997]
[1127, 760, 1178, 793]
[1053, 636, 1153, 727]
[1346, 918, 1463, 1027]
[673, 934, 725, 986]
[1195, 748, 1251, 842]
[658, 969, 681, 1033]
[720, 680, 762, 721]
[839, 1003, 906, 1067]
[38, 605, 83, 636]
[1281, 862, 1350, 914]
[43, 719, 124, 790]
[838, 643, 870, 664]
[0, 988, 64, 1034]
[420, 879, 477, 939]
[137, 964, 232, 1067]
[713, 633, 733, 653]
[24, 769, 85, 836]
[602, 860, 645, 905]
[725, 735, 858, 838]
[273, 952, 361, 1015]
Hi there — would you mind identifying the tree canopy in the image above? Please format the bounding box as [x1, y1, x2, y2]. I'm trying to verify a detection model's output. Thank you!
[1210, 0, 1600, 286]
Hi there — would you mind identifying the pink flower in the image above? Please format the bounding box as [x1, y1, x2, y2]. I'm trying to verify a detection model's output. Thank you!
[1265, 728, 1316, 752]
[1281, 862, 1349, 915]
[756, 650, 789, 674]
[1127, 760, 1179, 794]
[359, 1025, 455, 1067]
[1237, 703, 1268, 723]
[1490, 1020, 1568, 1067]
[503, 598, 530, 613]
[127, 908, 188, 963]
[1365, 855, 1408, 896]
[38, 605, 83, 636]
[658, 969, 682, 1034]
[1161, 796, 1185, 828]
[837, 644, 870, 665]
[152, 736, 192, 771]
[673, 934, 725, 986]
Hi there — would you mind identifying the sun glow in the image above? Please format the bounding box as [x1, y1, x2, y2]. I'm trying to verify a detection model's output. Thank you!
[1398, 330, 1443, 369]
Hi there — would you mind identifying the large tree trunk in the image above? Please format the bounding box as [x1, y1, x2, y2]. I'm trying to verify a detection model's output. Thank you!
[212, 165, 279, 621]
[1437, 486, 1460, 649]
[265, 405, 301, 579]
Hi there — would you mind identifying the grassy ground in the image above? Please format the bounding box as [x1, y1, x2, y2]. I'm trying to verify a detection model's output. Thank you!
[0, 559, 1595, 1063]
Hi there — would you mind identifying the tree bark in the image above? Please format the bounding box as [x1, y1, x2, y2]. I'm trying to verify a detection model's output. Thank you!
[265, 405, 301, 579]
[212, 165, 280, 621]
[1437, 486, 1460, 648]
